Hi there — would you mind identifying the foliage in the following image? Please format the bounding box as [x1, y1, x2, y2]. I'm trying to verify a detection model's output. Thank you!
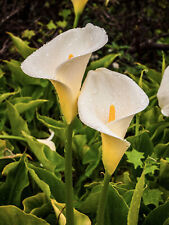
[1, 0, 169, 225]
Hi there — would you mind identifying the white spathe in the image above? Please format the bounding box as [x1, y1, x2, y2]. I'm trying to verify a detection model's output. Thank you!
[37, 130, 56, 151]
[21, 23, 108, 124]
[78, 68, 149, 174]
[157, 66, 169, 117]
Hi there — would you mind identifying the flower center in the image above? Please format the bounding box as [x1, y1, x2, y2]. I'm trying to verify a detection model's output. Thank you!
[108, 104, 115, 122]
[68, 54, 74, 60]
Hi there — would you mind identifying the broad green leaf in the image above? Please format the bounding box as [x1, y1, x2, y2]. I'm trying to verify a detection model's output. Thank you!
[4, 59, 48, 87]
[0, 156, 29, 206]
[151, 122, 169, 144]
[0, 205, 49, 225]
[27, 166, 51, 199]
[8, 32, 36, 58]
[125, 149, 145, 169]
[83, 142, 101, 177]
[143, 188, 163, 207]
[51, 199, 91, 225]
[141, 106, 163, 132]
[154, 143, 169, 159]
[78, 184, 128, 225]
[127, 171, 145, 225]
[27, 163, 65, 202]
[37, 113, 65, 143]
[22, 131, 65, 172]
[86, 53, 120, 73]
[159, 159, 169, 189]
[15, 99, 48, 114]
[127, 131, 154, 158]
[0, 90, 18, 104]
[74, 140, 101, 193]
[143, 201, 169, 225]
[23, 193, 51, 217]
[7, 101, 30, 136]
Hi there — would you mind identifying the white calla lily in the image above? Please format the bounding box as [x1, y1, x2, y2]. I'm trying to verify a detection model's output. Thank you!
[37, 129, 56, 151]
[21, 24, 108, 124]
[157, 66, 169, 117]
[78, 68, 149, 175]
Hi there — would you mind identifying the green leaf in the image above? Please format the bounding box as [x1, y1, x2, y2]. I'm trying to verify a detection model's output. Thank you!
[86, 53, 120, 73]
[125, 149, 145, 169]
[51, 199, 92, 225]
[78, 184, 128, 225]
[23, 193, 48, 213]
[0, 156, 29, 206]
[141, 106, 163, 132]
[127, 171, 145, 225]
[22, 131, 65, 172]
[0, 68, 5, 78]
[59, 9, 71, 20]
[22, 29, 36, 40]
[57, 20, 67, 28]
[162, 51, 166, 76]
[47, 20, 56, 30]
[23, 193, 51, 218]
[127, 131, 154, 158]
[7, 101, 30, 136]
[27, 163, 65, 202]
[15, 99, 48, 114]
[83, 143, 101, 177]
[37, 113, 65, 143]
[7, 32, 36, 58]
[0, 205, 49, 224]
[143, 201, 169, 225]
[4, 59, 48, 87]
[0, 90, 18, 104]
[159, 159, 169, 189]
[143, 188, 163, 207]
[163, 218, 169, 225]
[136, 63, 162, 85]
[154, 143, 169, 159]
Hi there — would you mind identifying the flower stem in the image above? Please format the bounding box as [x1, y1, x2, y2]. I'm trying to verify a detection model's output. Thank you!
[135, 114, 139, 136]
[73, 13, 80, 28]
[96, 171, 111, 225]
[64, 122, 74, 225]
[0, 135, 25, 141]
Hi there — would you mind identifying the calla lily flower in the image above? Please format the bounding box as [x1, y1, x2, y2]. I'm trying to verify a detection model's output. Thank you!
[157, 66, 169, 117]
[78, 68, 149, 175]
[71, 0, 88, 17]
[21, 24, 108, 124]
[37, 129, 56, 151]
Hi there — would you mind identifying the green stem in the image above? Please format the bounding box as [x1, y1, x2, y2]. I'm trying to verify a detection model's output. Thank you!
[96, 171, 111, 225]
[73, 13, 80, 28]
[135, 114, 139, 136]
[0, 135, 25, 141]
[64, 123, 74, 225]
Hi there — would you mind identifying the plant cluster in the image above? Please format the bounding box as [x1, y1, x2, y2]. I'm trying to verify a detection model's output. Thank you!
[0, 1, 169, 225]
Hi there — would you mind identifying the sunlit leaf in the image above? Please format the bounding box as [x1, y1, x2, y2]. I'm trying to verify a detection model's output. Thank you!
[0, 205, 49, 224]
[7, 32, 36, 58]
